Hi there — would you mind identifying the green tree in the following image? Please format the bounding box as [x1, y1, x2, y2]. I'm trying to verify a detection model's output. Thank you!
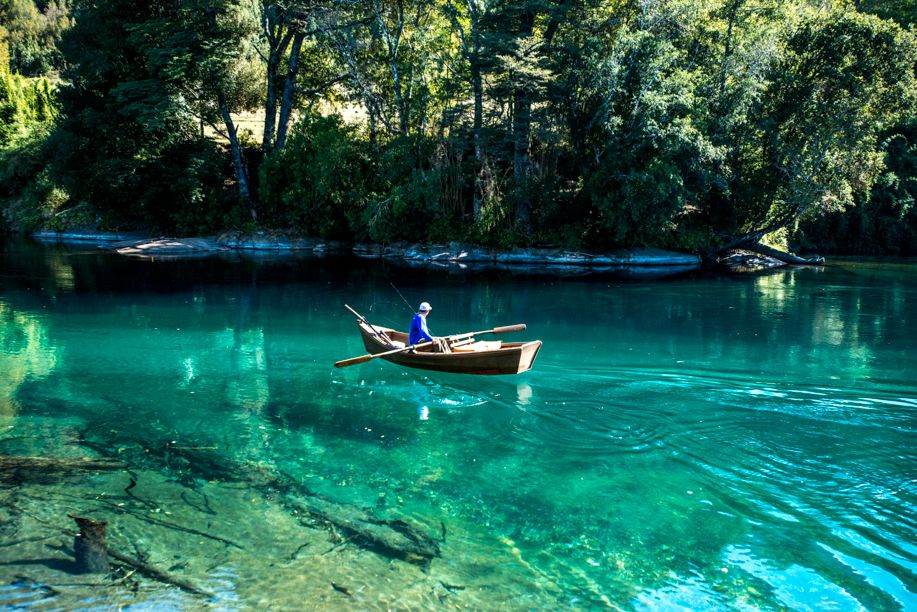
[574, 0, 720, 247]
[723, 11, 917, 250]
[0, 0, 72, 76]
[0, 25, 10, 73]
[52, 0, 231, 231]
[0, 70, 55, 148]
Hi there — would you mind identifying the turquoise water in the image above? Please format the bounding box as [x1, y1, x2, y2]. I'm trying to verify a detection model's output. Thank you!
[1, 240, 915, 610]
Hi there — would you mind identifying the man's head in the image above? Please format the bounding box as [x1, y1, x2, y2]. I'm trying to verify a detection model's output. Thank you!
[418, 302, 432, 315]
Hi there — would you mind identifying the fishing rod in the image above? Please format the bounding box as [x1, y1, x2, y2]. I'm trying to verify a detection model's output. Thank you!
[390, 282, 415, 313]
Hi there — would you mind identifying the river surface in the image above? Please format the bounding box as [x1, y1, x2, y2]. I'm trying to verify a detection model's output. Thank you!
[0, 239, 915, 610]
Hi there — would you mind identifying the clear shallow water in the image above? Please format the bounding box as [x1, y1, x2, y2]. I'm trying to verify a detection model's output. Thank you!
[0, 240, 915, 610]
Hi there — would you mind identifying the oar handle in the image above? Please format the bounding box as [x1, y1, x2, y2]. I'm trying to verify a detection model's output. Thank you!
[344, 304, 365, 321]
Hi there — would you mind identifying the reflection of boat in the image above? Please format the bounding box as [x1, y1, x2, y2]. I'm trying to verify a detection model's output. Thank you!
[357, 322, 542, 375]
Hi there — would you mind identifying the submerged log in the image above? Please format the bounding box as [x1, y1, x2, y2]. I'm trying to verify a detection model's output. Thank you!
[288, 495, 440, 566]
[68, 515, 110, 574]
[0, 456, 124, 485]
[107, 549, 213, 598]
[67, 514, 212, 596]
[77, 435, 441, 566]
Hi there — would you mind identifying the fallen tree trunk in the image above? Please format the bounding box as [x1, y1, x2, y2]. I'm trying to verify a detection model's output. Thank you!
[1, 456, 124, 485]
[288, 495, 440, 567]
[742, 242, 825, 266]
[78, 435, 442, 567]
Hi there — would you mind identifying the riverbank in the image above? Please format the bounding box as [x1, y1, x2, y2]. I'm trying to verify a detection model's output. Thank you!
[30, 230, 706, 276]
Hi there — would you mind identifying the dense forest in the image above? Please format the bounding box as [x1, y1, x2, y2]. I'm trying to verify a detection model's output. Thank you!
[1, 0, 915, 255]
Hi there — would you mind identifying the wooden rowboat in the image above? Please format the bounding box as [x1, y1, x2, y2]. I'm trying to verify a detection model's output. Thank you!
[356, 321, 542, 375]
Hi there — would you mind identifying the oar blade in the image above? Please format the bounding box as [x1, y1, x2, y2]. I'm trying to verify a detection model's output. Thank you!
[334, 353, 375, 368]
[492, 323, 526, 334]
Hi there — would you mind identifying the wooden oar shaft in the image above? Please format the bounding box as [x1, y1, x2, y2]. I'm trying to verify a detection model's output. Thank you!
[333, 336, 480, 368]
[447, 323, 526, 341]
[335, 339, 436, 368]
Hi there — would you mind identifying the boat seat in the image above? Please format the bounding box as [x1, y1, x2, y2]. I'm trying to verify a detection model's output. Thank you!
[389, 340, 406, 349]
[452, 340, 502, 353]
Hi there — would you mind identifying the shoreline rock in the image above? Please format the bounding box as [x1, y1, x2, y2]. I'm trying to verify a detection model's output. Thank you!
[29, 230, 702, 274]
[353, 242, 701, 268]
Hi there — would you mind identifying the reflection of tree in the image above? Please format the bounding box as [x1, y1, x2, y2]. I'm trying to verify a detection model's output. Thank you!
[226, 327, 270, 412]
[0, 302, 58, 416]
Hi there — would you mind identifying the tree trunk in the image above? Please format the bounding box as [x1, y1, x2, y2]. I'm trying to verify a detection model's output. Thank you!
[263, 52, 279, 154]
[513, 90, 532, 230]
[392, 60, 408, 135]
[275, 33, 305, 151]
[261, 14, 294, 155]
[471, 56, 484, 221]
[69, 515, 109, 574]
[512, 9, 536, 232]
[741, 242, 825, 265]
[219, 91, 257, 223]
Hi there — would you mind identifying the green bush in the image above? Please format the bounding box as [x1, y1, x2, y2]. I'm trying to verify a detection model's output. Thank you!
[260, 111, 369, 238]
[363, 135, 447, 243]
[0, 71, 56, 149]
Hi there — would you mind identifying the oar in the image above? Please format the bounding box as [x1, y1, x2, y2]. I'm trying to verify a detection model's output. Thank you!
[446, 324, 526, 342]
[334, 323, 527, 368]
[335, 340, 437, 368]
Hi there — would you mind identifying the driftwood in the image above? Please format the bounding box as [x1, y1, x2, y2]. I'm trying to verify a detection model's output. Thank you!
[69, 515, 110, 574]
[288, 495, 440, 566]
[67, 514, 212, 596]
[738, 242, 825, 266]
[0, 456, 124, 485]
[106, 549, 213, 598]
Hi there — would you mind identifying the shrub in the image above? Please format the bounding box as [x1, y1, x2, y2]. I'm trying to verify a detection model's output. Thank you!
[260, 110, 369, 238]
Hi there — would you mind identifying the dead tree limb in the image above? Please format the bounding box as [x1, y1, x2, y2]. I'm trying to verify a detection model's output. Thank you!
[288, 495, 440, 567]
[0, 456, 124, 486]
[107, 549, 213, 598]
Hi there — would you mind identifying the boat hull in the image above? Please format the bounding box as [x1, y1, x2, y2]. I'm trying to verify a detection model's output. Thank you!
[358, 323, 541, 375]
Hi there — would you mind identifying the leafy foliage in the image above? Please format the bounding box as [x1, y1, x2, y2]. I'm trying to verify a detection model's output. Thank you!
[793, 119, 917, 255]
[1, 0, 915, 256]
[0, 0, 72, 76]
[0, 69, 55, 147]
[259, 110, 369, 238]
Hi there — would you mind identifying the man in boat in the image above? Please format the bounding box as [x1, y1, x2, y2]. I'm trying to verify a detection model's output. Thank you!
[409, 302, 451, 353]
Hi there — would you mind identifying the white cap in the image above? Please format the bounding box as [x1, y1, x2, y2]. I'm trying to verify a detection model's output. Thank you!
[418, 302, 432, 312]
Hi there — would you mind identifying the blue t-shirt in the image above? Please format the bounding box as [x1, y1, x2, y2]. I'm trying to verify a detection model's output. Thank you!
[409, 313, 434, 345]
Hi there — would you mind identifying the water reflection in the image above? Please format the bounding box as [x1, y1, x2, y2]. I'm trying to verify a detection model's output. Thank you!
[0, 302, 57, 416]
[516, 382, 533, 408]
[226, 327, 270, 412]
